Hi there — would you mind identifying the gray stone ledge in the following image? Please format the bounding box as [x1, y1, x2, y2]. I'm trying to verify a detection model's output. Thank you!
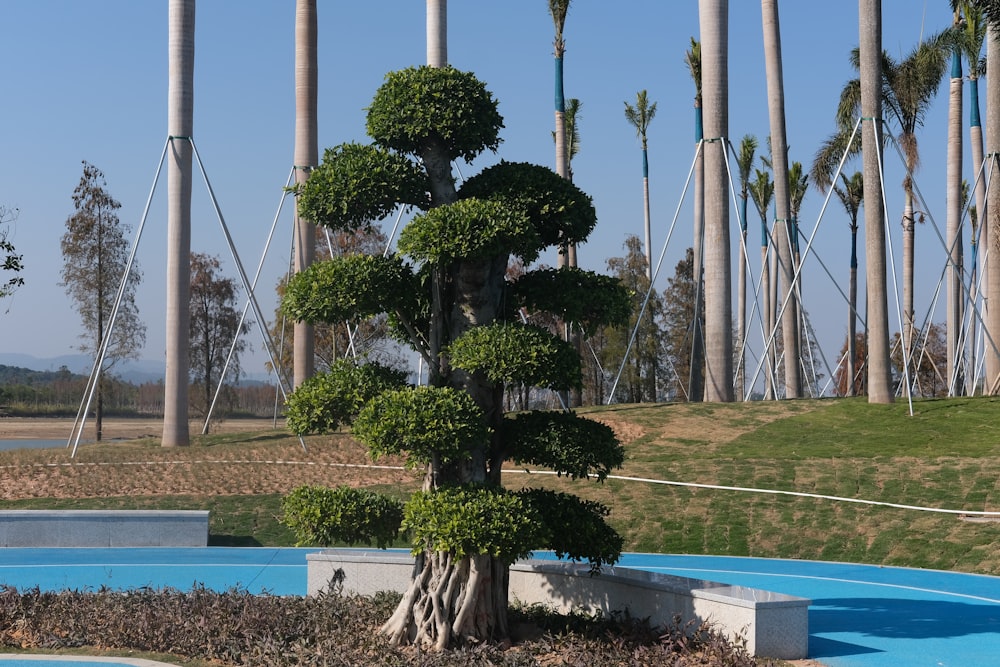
[0, 510, 210, 547]
[306, 549, 810, 660]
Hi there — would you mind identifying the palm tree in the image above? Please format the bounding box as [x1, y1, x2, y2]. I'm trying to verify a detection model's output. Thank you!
[624, 90, 658, 282]
[945, 5, 966, 395]
[564, 97, 582, 180]
[549, 0, 572, 267]
[685, 37, 706, 403]
[699, 0, 733, 402]
[427, 0, 447, 67]
[826, 28, 946, 398]
[163, 0, 195, 446]
[859, 0, 893, 403]
[833, 171, 864, 396]
[874, 37, 947, 378]
[750, 166, 775, 399]
[293, 0, 317, 389]
[735, 134, 757, 400]
[761, 0, 800, 399]
[982, 4, 1000, 391]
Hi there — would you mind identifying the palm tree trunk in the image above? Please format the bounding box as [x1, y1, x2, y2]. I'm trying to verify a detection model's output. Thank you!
[293, 0, 317, 389]
[946, 50, 963, 394]
[859, 0, 893, 404]
[426, 0, 447, 67]
[986, 25, 1000, 392]
[849, 227, 858, 396]
[902, 189, 916, 385]
[163, 0, 195, 446]
[761, 242, 774, 399]
[761, 0, 800, 399]
[689, 119, 705, 402]
[698, 0, 733, 403]
[737, 222, 747, 400]
[642, 152, 652, 282]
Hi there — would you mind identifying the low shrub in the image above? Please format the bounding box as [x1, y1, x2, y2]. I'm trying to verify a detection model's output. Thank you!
[0, 585, 777, 666]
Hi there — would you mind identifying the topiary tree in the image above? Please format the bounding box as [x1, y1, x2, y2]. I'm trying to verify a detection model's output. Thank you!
[281, 65, 630, 650]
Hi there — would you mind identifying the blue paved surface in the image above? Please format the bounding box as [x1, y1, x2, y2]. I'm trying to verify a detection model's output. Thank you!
[1, 548, 999, 666]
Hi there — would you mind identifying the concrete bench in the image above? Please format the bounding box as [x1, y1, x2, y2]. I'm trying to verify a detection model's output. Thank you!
[306, 550, 810, 660]
[0, 510, 210, 547]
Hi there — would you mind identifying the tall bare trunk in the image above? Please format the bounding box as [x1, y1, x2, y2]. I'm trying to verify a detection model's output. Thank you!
[986, 26, 1000, 392]
[946, 51, 963, 394]
[860, 0, 893, 403]
[761, 0, 800, 399]
[427, 0, 447, 67]
[163, 0, 195, 446]
[761, 243, 774, 399]
[699, 0, 733, 402]
[689, 119, 705, 402]
[969, 77, 985, 389]
[293, 0, 318, 389]
[901, 189, 916, 384]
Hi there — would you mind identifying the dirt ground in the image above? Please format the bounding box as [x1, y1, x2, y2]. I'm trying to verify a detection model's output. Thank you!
[0, 417, 278, 440]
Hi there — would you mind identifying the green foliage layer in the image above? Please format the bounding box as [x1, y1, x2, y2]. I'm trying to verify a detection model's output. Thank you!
[503, 411, 623, 481]
[459, 161, 597, 247]
[281, 484, 403, 549]
[296, 142, 431, 230]
[284, 359, 408, 435]
[403, 486, 540, 564]
[353, 386, 491, 466]
[367, 66, 504, 162]
[282, 254, 418, 325]
[398, 198, 541, 265]
[514, 267, 632, 335]
[447, 323, 581, 391]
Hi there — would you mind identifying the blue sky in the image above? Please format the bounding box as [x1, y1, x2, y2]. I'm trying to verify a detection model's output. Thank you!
[0, 1, 961, 390]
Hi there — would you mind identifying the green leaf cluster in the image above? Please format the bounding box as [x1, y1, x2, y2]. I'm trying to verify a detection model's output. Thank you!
[459, 161, 597, 247]
[295, 143, 430, 231]
[503, 411, 624, 481]
[284, 359, 409, 435]
[404, 486, 541, 564]
[514, 267, 632, 334]
[353, 386, 490, 466]
[397, 198, 541, 265]
[448, 323, 580, 391]
[366, 66, 503, 163]
[280, 484, 403, 549]
[282, 254, 418, 325]
[520, 489, 623, 573]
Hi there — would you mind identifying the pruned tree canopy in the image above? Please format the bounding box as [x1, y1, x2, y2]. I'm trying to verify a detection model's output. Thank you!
[366, 66, 504, 163]
[279, 64, 629, 650]
[459, 161, 597, 247]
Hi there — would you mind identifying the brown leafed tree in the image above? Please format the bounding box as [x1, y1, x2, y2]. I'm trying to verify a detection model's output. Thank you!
[188, 252, 250, 423]
[60, 161, 145, 441]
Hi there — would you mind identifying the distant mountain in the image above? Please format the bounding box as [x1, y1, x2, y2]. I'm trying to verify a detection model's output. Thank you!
[0, 353, 273, 385]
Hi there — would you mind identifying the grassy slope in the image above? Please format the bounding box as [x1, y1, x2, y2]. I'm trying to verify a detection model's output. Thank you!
[4, 397, 1000, 575]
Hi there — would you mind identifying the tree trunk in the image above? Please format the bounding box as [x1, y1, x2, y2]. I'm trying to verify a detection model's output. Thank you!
[426, 0, 447, 67]
[946, 51, 963, 394]
[761, 0, 800, 399]
[848, 227, 858, 396]
[689, 121, 705, 402]
[698, 0, 733, 402]
[381, 553, 508, 649]
[985, 25, 1000, 393]
[860, 0, 893, 403]
[969, 76, 985, 392]
[293, 0, 317, 389]
[902, 189, 916, 388]
[163, 0, 195, 446]
[761, 243, 774, 400]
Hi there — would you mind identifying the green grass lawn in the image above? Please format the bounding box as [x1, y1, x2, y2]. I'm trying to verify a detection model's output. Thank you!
[4, 396, 1000, 576]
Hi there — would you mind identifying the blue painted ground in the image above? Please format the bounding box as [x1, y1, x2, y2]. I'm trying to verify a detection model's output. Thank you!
[1, 548, 999, 666]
